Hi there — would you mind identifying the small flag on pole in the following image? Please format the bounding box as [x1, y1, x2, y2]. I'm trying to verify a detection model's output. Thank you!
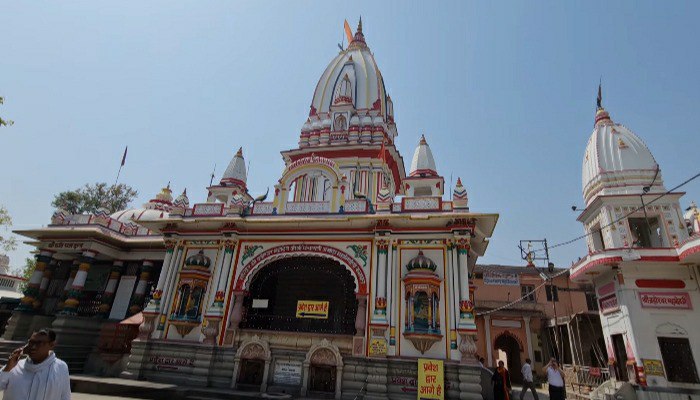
[121, 146, 128, 166]
[344, 20, 354, 44]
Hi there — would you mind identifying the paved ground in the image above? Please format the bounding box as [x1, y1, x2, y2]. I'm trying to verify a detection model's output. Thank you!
[73, 395, 148, 400]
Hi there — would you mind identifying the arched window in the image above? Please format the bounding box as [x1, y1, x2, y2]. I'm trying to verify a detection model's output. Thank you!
[333, 114, 347, 131]
[333, 74, 353, 105]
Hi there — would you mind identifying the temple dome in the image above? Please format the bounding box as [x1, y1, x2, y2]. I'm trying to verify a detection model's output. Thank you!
[307, 19, 389, 122]
[220, 147, 247, 187]
[184, 250, 211, 270]
[409, 135, 438, 177]
[406, 250, 437, 272]
[111, 184, 173, 223]
[582, 106, 663, 206]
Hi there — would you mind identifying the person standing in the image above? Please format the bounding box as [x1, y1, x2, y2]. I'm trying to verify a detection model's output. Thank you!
[0, 329, 71, 400]
[542, 358, 565, 400]
[519, 358, 539, 400]
[492, 360, 512, 400]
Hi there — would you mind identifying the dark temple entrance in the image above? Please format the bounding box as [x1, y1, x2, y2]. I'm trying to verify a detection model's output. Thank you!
[495, 333, 523, 384]
[241, 256, 358, 335]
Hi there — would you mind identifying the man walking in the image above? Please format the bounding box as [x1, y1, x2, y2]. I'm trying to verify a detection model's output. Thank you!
[0, 329, 71, 399]
[519, 358, 539, 400]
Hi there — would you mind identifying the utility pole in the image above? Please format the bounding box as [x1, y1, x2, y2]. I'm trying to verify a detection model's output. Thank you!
[519, 239, 563, 363]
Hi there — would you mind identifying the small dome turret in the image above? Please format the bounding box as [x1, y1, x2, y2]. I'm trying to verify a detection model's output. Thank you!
[220, 147, 247, 188]
[409, 135, 438, 177]
[185, 250, 211, 270]
[406, 250, 437, 272]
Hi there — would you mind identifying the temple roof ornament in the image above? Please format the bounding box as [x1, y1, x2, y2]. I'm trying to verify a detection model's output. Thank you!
[409, 135, 438, 177]
[173, 189, 189, 209]
[220, 147, 247, 187]
[406, 250, 437, 272]
[110, 183, 173, 223]
[185, 250, 212, 270]
[581, 86, 664, 206]
[453, 177, 468, 209]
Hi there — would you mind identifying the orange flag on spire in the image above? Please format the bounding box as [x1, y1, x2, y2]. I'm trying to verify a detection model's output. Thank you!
[378, 140, 386, 165]
[344, 20, 354, 44]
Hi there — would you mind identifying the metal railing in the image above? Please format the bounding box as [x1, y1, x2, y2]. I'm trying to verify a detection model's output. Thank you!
[562, 364, 612, 400]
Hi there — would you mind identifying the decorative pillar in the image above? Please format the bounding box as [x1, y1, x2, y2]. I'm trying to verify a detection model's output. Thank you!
[484, 315, 493, 367]
[373, 239, 388, 319]
[60, 251, 96, 315]
[56, 260, 79, 312]
[98, 260, 125, 318]
[128, 260, 153, 315]
[456, 238, 475, 331]
[154, 243, 184, 337]
[355, 294, 368, 336]
[204, 239, 237, 345]
[228, 292, 247, 333]
[17, 250, 53, 312]
[37, 259, 57, 307]
[458, 333, 478, 365]
[389, 241, 398, 348]
[145, 239, 176, 313]
[524, 316, 534, 362]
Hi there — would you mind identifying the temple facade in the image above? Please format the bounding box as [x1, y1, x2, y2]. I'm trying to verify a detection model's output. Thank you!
[7, 20, 498, 399]
[569, 90, 700, 396]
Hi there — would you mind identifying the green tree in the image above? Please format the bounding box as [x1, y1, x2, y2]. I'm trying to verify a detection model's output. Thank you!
[0, 206, 17, 252]
[14, 257, 35, 292]
[52, 183, 138, 214]
[0, 97, 14, 127]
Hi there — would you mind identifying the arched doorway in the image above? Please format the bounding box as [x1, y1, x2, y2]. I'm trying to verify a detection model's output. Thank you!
[241, 256, 358, 335]
[494, 332, 523, 384]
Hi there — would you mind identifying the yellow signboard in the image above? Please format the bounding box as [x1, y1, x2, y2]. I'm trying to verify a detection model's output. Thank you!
[642, 359, 665, 377]
[369, 338, 388, 356]
[417, 358, 444, 400]
[296, 300, 329, 319]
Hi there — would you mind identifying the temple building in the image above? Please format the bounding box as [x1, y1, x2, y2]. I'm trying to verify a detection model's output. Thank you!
[569, 88, 700, 396]
[6, 20, 499, 399]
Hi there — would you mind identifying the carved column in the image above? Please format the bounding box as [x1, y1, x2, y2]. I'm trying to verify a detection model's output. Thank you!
[524, 315, 534, 362]
[153, 243, 184, 338]
[204, 239, 237, 345]
[355, 294, 368, 336]
[37, 259, 57, 309]
[458, 333, 478, 365]
[145, 239, 176, 313]
[484, 315, 493, 367]
[56, 260, 79, 312]
[17, 250, 54, 312]
[128, 260, 153, 315]
[456, 237, 475, 331]
[60, 250, 96, 315]
[373, 238, 388, 319]
[99, 260, 124, 318]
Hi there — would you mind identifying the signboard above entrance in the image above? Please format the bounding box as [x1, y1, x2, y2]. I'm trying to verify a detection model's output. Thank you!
[296, 300, 329, 319]
[483, 271, 519, 286]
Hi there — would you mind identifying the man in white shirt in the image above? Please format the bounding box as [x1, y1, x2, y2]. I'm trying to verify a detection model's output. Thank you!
[0, 328, 71, 400]
[519, 358, 539, 400]
[542, 358, 565, 400]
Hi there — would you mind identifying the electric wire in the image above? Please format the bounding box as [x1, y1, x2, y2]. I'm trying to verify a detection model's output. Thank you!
[476, 171, 700, 316]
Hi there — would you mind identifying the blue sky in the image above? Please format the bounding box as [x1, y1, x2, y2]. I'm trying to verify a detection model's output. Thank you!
[1, 1, 699, 269]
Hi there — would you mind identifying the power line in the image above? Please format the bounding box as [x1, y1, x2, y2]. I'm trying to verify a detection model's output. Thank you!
[477, 171, 700, 316]
[543, 171, 700, 252]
